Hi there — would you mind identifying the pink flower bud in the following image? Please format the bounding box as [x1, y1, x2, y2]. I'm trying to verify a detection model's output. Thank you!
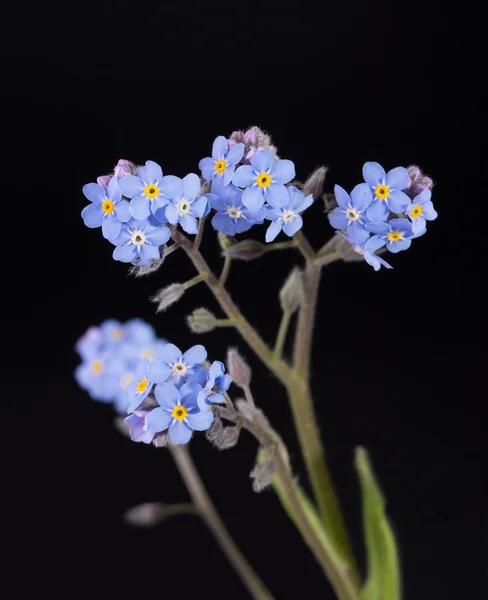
[113, 159, 133, 178]
[97, 174, 111, 189]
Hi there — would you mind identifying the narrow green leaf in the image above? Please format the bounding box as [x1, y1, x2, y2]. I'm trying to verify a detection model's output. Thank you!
[355, 447, 402, 600]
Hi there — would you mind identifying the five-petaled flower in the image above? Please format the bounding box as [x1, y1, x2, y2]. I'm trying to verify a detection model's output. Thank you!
[209, 184, 265, 235]
[110, 218, 170, 266]
[145, 382, 214, 444]
[148, 343, 207, 384]
[365, 218, 414, 253]
[362, 162, 411, 222]
[119, 160, 171, 220]
[82, 177, 131, 240]
[126, 359, 156, 412]
[263, 185, 313, 242]
[328, 183, 373, 245]
[406, 188, 438, 237]
[197, 361, 232, 411]
[336, 231, 393, 271]
[124, 410, 155, 444]
[233, 150, 296, 212]
[199, 136, 245, 187]
[153, 173, 209, 234]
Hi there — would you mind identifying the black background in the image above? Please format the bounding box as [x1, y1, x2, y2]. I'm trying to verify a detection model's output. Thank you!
[1, 1, 483, 598]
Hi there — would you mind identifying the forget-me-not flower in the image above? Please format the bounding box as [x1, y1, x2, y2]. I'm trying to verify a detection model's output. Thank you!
[362, 162, 411, 221]
[209, 184, 265, 235]
[199, 136, 245, 187]
[197, 361, 232, 411]
[119, 160, 171, 220]
[328, 183, 373, 245]
[147, 343, 207, 384]
[82, 177, 131, 240]
[365, 218, 414, 253]
[110, 218, 170, 266]
[263, 185, 313, 242]
[406, 188, 438, 237]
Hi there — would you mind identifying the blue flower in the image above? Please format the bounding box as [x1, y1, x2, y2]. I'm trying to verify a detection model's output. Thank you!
[233, 150, 296, 212]
[114, 370, 137, 414]
[145, 382, 214, 444]
[209, 184, 265, 235]
[119, 160, 172, 220]
[336, 232, 393, 271]
[110, 218, 170, 266]
[75, 326, 103, 361]
[153, 173, 209, 235]
[328, 184, 373, 245]
[406, 188, 438, 237]
[365, 218, 414, 253]
[124, 410, 155, 444]
[263, 185, 313, 242]
[197, 361, 232, 411]
[74, 351, 125, 403]
[82, 177, 131, 240]
[147, 343, 207, 384]
[363, 162, 411, 221]
[126, 359, 156, 412]
[199, 136, 245, 187]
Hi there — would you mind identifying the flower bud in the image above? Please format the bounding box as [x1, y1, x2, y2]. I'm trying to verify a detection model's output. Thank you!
[279, 268, 304, 314]
[113, 159, 134, 178]
[405, 165, 435, 199]
[250, 458, 276, 492]
[211, 425, 241, 450]
[302, 166, 328, 199]
[151, 283, 185, 312]
[97, 174, 111, 189]
[217, 232, 238, 252]
[129, 258, 165, 277]
[187, 308, 217, 333]
[224, 239, 266, 261]
[205, 416, 223, 441]
[124, 503, 168, 527]
[226, 348, 252, 388]
[153, 431, 171, 447]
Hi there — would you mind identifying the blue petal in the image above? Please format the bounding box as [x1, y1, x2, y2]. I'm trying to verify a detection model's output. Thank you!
[125, 413, 141, 426]
[362, 162, 386, 186]
[234, 216, 255, 233]
[113, 244, 138, 263]
[272, 159, 295, 184]
[415, 188, 432, 205]
[242, 186, 265, 212]
[119, 175, 144, 198]
[107, 177, 122, 203]
[333, 185, 350, 210]
[138, 244, 160, 265]
[209, 393, 226, 404]
[222, 166, 234, 186]
[386, 166, 409, 191]
[114, 200, 131, 222]
[147, 224, 170, 246]
[129, 196, 151, 220]
[388, 190, 410, 214]
[197, 391, 210, 412]
[208, 361, 225, 382]
[389, 218, 412, 234]
[191, 196, 208, 218]
[147, 361, 173, 384]
[83, 183, 105, 205]
[154, 381, 181, 409]
[366, 199, 389, 222]
[251, 150, 274, 173]
[328, 208, 348, 230]
[243, 207, 265, 223]
[348, 221, 370, 245]
[182, 344, 207, 367]
[212, 212, 235, 235]
[144, 160, 163, 182]
[186, 367, 208, 387]
[365, 221, 390, 235]
[212, 136, 229, 160]
[265, 184, 289, 209]
[145, 407, 172, 432]
[265, 220, 283, 242]
[81, 203, 103, 228]
[217, 373, 232, 392]
[411, 216, 427, 237]
[283, 215, 303, 237]
[182, 173, 200, 200]
[186, 410, 214, 431]
[208, 193, 228, 212]
[421, 201, 437, 221]
[364, 234, 387, 253]
[180, 214, 198, 234]
[295, 193, 314, 214]
[232, 165, 255, 188]
[165, 203, 180, 225]
[350, 183, 373, 212]
[102, 215, 121, 240]
[263, 205, 280, 221]
[158, 343, 182, 364]
[226, 143, 245, 165]
[169, 420, 193, 444]
[199, 157, 215, 181]
[160, 175, 183, 200]
[387, 238, 411, 253]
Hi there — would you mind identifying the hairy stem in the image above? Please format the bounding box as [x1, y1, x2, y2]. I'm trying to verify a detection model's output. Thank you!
[219, 255, 232, 286]
[170, 445, 273, 600]
[273, 310, 292, 361]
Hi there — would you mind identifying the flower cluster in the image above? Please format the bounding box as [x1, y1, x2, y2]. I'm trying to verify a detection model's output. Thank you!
[328, 162, 437, 270]
[74, 319, 167, 413]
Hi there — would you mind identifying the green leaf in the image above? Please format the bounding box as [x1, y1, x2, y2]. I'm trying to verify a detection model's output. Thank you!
[355, 447, 402, 600]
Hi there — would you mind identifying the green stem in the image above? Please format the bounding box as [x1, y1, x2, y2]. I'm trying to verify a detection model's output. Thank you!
[183, 274, 206, 290]
[265, 240, 297, 253]
[219, 255, 232, 286]
[273, 310, 292, 361]
[215, 318, 234, 327]
[170, 445, 273, 600]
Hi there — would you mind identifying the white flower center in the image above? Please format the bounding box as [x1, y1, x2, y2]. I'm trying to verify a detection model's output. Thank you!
[346, 208, 360, 221]
[177, 198, 191, 215]
[172, 362, 187, 376]
[281, 209, 296, 223]
[227, 206, 242, 219]
[130, 230, 146, 246]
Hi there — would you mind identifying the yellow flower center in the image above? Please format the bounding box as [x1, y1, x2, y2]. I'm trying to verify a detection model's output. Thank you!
[387, 231, 403, 242]
[144, 184, 159, 198]
[137, 379, 148, 393]
[214, 159, 227, 173]
[256, 173, 271, 188]
[110, 328, 124, 339]
[374, 184, 390, 200]
[102, 199, 115, 214]
[411, 205, 423, 218]
[91, 360, 103, 374]
[172, 362, 187, 376]
[120, 373, 135, 389]
[172, 405, 188, 421]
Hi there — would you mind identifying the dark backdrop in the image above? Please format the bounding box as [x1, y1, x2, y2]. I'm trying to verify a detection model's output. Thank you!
[1, 1, 483, 598]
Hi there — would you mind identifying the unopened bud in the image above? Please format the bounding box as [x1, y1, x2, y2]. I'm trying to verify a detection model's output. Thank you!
[224, 239, 266, 261]
[124, 503, 168, 527]
[211, 425, 241, 450]
[322, 192, 337, 212]
[151, 283, 185, 312]
[129, 257, 165, 277]
[218, 232, 238, 251]
[226, 348, 251, 388]
[405, 165, 435, 199]
[302, 166, 328, 198]
[279, 268, 304, 313]
[187, 307, 217, 333]
[205, 416, 223, 441]
[250, 458, 276, 492]
[153, 431, 171, 448]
